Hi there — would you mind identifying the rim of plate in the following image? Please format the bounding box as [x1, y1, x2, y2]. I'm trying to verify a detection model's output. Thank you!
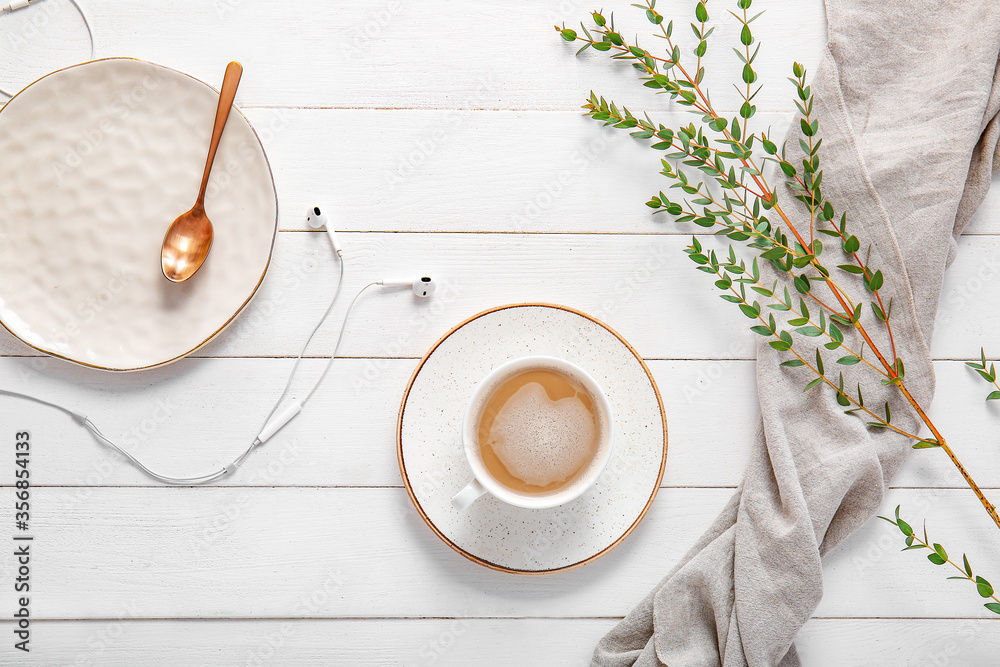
[0, 57, 279, 372]
[396, 303, 669, 575]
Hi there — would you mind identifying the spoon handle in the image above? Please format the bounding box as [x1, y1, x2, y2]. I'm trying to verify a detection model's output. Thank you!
[195, 61, 243, 210]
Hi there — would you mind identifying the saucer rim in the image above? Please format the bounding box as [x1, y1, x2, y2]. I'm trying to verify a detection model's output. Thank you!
[0, 57, 278, 373]
[396, 302, 668, 575]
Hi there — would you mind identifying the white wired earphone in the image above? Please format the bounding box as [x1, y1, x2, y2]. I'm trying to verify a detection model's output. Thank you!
[0, 0, 96, 99]
[0, 206, 437, 484]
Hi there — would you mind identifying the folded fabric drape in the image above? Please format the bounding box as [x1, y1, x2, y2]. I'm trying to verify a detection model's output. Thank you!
[592, 2, 1000, 664]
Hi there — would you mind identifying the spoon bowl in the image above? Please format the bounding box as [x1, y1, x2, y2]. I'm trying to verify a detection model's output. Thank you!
[161, 61, 243, 283]
[161, 207, 213, 282]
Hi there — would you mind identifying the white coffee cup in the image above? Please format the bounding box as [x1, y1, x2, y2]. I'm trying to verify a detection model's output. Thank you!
[451, 355, 615, 511]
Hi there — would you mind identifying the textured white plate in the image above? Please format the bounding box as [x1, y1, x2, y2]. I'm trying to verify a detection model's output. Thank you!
[398, 304, 667, 574]
[0, 58, 277, 371]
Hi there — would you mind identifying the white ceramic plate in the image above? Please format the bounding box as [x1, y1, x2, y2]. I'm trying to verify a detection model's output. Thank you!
[0, 58, 277, 371]
[398, 304, 668, 574]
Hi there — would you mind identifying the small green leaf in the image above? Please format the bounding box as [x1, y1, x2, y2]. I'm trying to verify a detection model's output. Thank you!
[964, 554, 974, 578]
[795, 326, 823, 337]
[976, 577, 994, 598]
[912, 440, 942, 449]
[803, 377, 823, 392]
[985, 602, 1000, 614]
[695, 1, 709, 22]
[560, 28, 577, 41]
[988, 391, 1000, 401]
[837, 355, 861, 365]
[780, 359, 805, 367]
[927, 553, 947, 565]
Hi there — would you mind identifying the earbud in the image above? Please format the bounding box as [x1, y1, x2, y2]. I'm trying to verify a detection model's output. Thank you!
[378, 277, 436, 298]
[306, 205, 343, 256]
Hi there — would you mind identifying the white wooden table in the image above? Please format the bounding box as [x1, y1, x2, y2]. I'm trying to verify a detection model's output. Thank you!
[2, 1, 999, 664]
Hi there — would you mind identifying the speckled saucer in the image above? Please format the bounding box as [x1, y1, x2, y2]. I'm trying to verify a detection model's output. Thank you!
[397, 304, 668, 574]
[0, 58, 277, 371]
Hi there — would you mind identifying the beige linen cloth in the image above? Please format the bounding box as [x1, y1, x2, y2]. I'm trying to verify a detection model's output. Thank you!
[592, 2, 1000, 665]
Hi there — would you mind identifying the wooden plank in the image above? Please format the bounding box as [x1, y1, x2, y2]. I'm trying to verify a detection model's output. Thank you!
[1, 0, 827, 111]
[250, 108, 795, 234]
[797, 619, 1000, 666]
[3, 357, 999, 489]
[0, 617, 996, 666]
[2, 231, 999, 360]
[0, 487, 997, 620]
[245, 108, 1000, 236]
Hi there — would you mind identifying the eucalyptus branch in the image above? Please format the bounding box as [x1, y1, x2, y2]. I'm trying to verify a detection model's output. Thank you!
[879, 506, 1000, 615]
[555, 0, 1000, 615]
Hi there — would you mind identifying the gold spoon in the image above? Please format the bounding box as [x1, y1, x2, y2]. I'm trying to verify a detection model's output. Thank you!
[161, 61, 244, 283]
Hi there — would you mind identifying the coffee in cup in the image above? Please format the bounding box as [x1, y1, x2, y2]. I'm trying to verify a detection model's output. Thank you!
[452, 356, 614, 511]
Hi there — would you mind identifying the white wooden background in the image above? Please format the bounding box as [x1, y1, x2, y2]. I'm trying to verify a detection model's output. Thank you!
[2, 0, 999, 664]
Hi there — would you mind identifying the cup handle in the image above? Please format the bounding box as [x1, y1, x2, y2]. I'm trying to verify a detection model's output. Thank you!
[451, 478, 487, 511]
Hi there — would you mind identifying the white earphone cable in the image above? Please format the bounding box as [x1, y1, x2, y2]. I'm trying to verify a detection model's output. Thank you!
[0, 244, 389, 485]
[256, 258, 347, 433]
[0, 0, 97, 99]
[303, 280, 378, 405]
